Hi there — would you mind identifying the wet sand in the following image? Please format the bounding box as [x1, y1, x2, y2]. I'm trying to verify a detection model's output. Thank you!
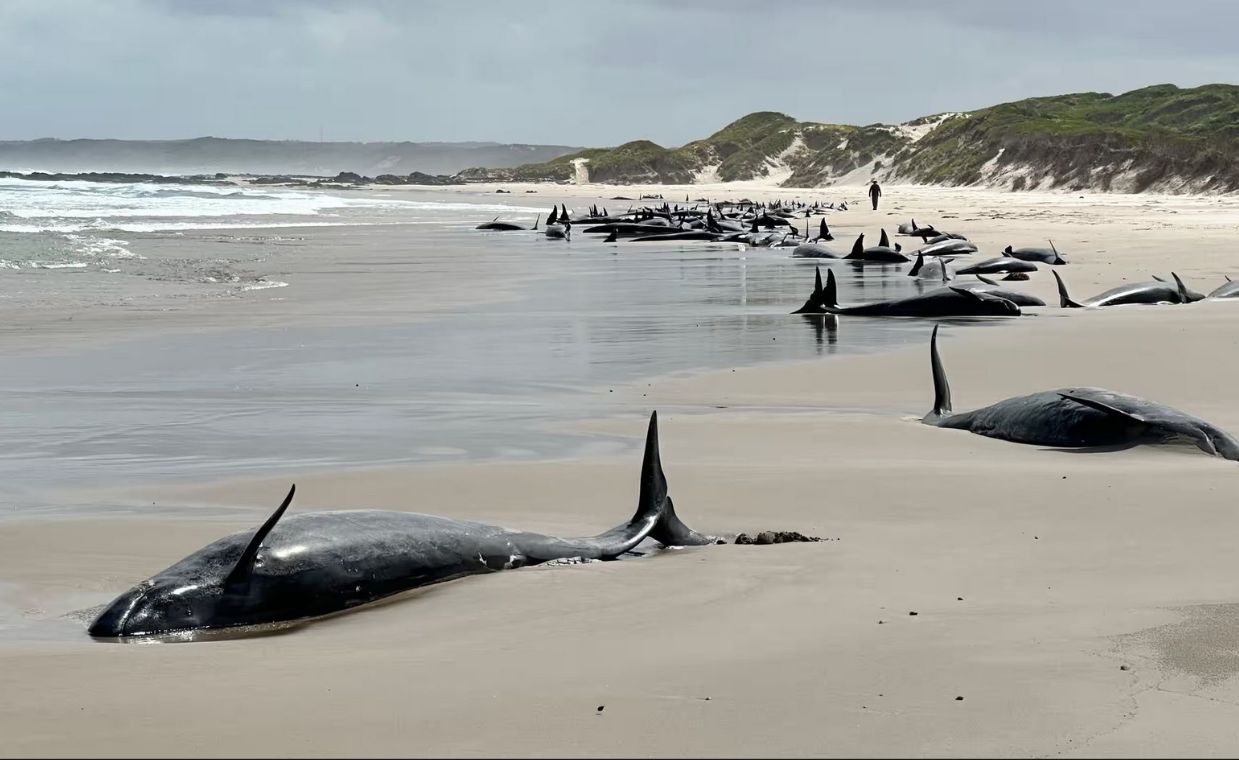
[5, 183, 1239, 757]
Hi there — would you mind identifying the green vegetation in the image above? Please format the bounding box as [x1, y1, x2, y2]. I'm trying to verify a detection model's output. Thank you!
[463, 84, 1239, 193]
[901, 84, 1239, 191]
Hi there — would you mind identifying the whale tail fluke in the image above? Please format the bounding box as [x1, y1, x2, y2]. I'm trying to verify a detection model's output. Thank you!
[1052, 270, 1083, 308]
[628, 412, 718, 547]
[650, 496, 720, 547]
[924, 325, 953, 423]
[792, 267, 826, 314]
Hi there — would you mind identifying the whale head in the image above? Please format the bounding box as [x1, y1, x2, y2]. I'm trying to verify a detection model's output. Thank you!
[88, 574, 232, 638]
[90, 486, 298, 638]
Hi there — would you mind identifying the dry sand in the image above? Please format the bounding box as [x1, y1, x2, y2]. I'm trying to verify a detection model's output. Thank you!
[5, 182, 1239, 757]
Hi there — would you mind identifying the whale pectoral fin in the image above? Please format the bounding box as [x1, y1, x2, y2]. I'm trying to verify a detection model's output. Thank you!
[1057, 393, 1149, 427]
[948, 286, 985, 301]
[976, 274, 998, 286]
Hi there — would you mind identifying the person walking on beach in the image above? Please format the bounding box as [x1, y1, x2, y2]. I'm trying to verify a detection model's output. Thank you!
[868, 180, 882, 210]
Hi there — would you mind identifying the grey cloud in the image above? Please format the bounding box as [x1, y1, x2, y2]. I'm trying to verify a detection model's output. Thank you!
[0, 0, 1236, 145]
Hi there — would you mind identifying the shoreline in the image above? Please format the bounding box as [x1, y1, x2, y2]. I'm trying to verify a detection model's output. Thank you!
[6, 182, 1239, 755]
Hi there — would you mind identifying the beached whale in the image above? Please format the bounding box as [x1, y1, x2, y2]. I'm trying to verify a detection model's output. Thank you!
[1209, 276, 1239, 299]
[88, 413, 719, 639]
[476, 214, 539, 231]
[955, 257, 1038, 276]
[628, 230, 721, 243]
[1148, 275, 1208, 302]
[1002, 241, 1067, 265]
[845, 232, 909, 263]
[908, 252, 954, 280]
[792, 242, 842, 258]
[897, 219, 936, 238]
[950, 275, 1047, 307]
[915, 239, 978, 257]
[922, 325, 1239, 461]
[1052, 271, 1193, 308]
[802, 268, 1020, 317]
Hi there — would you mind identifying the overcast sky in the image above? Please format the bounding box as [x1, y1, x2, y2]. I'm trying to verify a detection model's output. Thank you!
[2, 0, 1237, 146]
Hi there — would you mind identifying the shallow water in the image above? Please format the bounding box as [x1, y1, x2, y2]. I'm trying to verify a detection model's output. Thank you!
[0, 186, 1016, 517]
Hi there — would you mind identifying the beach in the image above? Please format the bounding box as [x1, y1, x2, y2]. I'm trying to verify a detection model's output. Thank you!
[4, 180, 1239, 757]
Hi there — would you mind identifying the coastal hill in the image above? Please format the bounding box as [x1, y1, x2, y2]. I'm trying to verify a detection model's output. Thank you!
[460, 84, 1239, 193]
[0, 137, 582, 177]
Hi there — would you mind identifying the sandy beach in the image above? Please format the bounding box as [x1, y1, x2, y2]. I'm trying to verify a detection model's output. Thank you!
[5, 181, 1239, 757]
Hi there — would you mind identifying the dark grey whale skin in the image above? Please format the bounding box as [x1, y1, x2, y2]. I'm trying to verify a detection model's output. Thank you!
[88, 413, 716, 639]
[921, 326, 1239, 460]
[805, 268, 1021, 318]
[1052, 270, 1193, 308]
[1209, 277, 1239, 299]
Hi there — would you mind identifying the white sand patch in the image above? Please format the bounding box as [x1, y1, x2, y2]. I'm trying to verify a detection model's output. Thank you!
[762, 135, 806, 185]
[570, 158, 590, 185]
[886, 112, 965, 142]
[694, 162, 721, 184]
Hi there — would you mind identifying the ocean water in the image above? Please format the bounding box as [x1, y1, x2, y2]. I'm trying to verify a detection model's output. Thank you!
[0, 178, 1014, 518]
[0, 177, 541, 303]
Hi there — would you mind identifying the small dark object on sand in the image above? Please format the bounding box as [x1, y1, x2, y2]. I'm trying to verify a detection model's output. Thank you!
[734, 531, 822, 544]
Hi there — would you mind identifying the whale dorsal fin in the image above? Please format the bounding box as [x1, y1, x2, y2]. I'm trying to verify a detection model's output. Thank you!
[1057, 393, 1148, 426]
[847, 234, 865, 259]
[1171, 272, 1190, 302]
[1152, 275, 1167, 282]
[224, 485, 296, 589]
[879, 228, 890, 248]
[824, 268, 838, 308]
[909, 252, 925, 277]
[1228, 275, 1233, 282]
[927, 325, 952, 420]
[1052, 270, 1083, 308]
[532, 214, 540, 230]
